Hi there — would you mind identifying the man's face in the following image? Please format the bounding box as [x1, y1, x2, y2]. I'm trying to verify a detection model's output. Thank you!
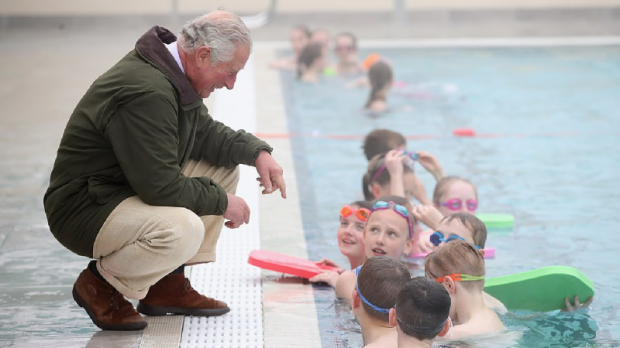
[189, 43, 251, 98]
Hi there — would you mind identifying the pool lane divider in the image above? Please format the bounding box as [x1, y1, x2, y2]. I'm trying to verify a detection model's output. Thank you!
[254, 130, 614, 140]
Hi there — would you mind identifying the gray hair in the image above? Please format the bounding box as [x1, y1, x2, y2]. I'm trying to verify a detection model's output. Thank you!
[179, 9, 252, 66]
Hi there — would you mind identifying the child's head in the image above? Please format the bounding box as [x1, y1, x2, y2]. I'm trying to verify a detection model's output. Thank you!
[389, 277, 451, 341]
[362, 129, 406, 161]
[365, 60, 393, 108]
[434, 213, 487, 249]
[425, 239, 486, 295]
[289, 25, 311, 56]
[362, 153, 415, 201]
[297, 43, 325, 79]
[338, 200, 373, 262]
[310, 28, 331, 53]
[353, 256, 411, 323]
[364, 199, 415, 260]
[433, 176, 478, 216]
[334, 32, 358, 61]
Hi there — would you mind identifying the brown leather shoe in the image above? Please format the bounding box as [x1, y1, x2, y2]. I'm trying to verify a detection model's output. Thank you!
[72, 267, 147, 331]
[137, 273, 230, 317]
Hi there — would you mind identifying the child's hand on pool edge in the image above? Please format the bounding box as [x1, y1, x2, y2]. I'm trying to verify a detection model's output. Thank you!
[562, 295, 594, 312]
[309, 270, 340, 288]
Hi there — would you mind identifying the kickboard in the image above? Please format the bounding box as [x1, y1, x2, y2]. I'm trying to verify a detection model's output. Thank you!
[409, 247, 495, 260]
[477, 213, 514, 229]
[248, 250, 339, 279]
[484, 266, 594, 312]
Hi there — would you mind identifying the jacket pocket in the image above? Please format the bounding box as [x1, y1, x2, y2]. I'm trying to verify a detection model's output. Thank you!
[87, 175, 130, 204]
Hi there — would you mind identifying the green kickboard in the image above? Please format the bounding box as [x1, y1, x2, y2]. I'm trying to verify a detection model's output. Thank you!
[477, 213, 514, 229]
[484, 266, 594, 312]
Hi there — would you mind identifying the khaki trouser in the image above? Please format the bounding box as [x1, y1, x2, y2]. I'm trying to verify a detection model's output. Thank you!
[93, 160, 239, 299]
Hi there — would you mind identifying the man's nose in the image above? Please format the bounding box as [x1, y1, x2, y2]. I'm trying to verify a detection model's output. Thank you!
[225, 74, 237, 90]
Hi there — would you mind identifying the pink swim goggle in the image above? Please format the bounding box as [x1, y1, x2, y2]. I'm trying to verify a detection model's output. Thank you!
[437, 198, 478, 212]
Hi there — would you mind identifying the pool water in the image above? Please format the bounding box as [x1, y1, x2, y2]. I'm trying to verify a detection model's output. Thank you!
[279, 45, 620, 347]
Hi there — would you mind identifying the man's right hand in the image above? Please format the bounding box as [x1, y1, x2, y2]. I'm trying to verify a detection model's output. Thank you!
[223, 193, 250, 229]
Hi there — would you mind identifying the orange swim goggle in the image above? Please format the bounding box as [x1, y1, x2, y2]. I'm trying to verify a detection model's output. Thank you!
[436, 273, 485, 283]
[340, 205, 371, 222]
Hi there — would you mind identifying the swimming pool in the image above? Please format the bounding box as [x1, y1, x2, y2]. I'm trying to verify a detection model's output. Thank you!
[279, 43, 620, 347]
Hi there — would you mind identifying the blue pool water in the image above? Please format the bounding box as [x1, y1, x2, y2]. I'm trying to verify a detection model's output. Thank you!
[279, 45, 620, 347]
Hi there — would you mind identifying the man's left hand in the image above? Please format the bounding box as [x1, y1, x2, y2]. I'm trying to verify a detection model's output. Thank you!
[255, 150, 287, 198]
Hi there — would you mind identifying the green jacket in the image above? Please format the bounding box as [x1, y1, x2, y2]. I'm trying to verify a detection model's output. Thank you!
[44, 26, 272, 258]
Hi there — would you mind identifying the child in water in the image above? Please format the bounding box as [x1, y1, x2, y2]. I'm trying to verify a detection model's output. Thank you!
[412, 176, 478, 251]
[425, 239, 505, 339]
[389, 277, 452, 348]
[364, 60, 393, 113]
[268, 25, 311, 70]
[335, 198, 415, 305]
[352, 256, 411, 348]
[310, 200, 373, 287]
[297, 43, 326, 83]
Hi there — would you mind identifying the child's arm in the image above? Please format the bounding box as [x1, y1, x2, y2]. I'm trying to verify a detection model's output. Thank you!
[411, 205, 444, 231]
[416, 151, 445, 182]
[335, 270, 357, 306]
[412, 175, 432, 205]
[309, 270, 340, 288]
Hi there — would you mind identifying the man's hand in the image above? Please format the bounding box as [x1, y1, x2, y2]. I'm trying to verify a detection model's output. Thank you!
[223, 193, 250, 229]
[255, 150, 287, 198]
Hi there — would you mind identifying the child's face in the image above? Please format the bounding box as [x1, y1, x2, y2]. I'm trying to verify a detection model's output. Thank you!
[364, 209, 413, 260]
[437, 181, 477, 216]
[289, 28, 309, 56]
[337, 207, 366, 260]
[435, 219, 475, 247]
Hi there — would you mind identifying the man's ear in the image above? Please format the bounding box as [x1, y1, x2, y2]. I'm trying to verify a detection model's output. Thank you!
[436, 318, 451, 337]
[195, 46, 211, 69]
[388, 308, 397, 328]
[352, 290, 361, 309]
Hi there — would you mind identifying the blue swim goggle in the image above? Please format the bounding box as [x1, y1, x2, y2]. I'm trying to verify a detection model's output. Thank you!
[430, 231, 481, 249]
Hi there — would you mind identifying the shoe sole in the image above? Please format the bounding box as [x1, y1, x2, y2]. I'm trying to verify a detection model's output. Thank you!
[136, 302, 231, 317]
[72, 285, 147, 331]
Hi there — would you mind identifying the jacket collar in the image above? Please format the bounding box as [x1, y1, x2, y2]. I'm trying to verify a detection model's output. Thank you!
[135, 26, 200, 106]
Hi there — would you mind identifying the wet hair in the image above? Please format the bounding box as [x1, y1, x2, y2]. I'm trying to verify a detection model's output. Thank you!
[424, 239, 486, 292]
[351, 200, 374, 211]
[395, 277, 451, 340]
[291, 25, 312, 39]
[362, 153, 413, 201]
[432, 176, 478, 205]
[362, 129, 407, 161]
[357, 256, 411, 322]
[297, 43, 323, 79]
[180, 9, 252, 66]
[365, 61, 393, 108]
[441, 212, 487, 248]
[334, 32, 358, 50]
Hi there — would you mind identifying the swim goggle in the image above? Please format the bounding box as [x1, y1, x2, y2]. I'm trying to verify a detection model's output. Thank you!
[437, 198, 478, 212]
[340, 205, 371, 222]
[370, 150, 418, 183]
[372, 201, 413, 239]
[436, 273, 485, 283]
[430, 231, 481, 249]
[355, 265, 390, 313]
